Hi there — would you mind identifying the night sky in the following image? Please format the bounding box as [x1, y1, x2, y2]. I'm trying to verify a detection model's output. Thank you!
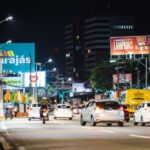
[0, 0, 150, 73]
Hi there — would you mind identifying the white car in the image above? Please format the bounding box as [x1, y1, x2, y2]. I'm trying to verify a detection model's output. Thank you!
[28, 103, 41, 121]
[54, 104, 73, 120]
[134, 101, 150, 126]
[80, 99, 124, 126]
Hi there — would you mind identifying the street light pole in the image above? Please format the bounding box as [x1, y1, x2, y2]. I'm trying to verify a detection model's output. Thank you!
[40, 58, 53, 71]
[134, 57, 148, 89]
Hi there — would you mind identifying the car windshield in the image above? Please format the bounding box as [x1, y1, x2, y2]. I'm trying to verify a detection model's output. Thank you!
[147, 103, 150, 107]
[32, 104, 41, 107]
[96, 101, 120, 109]
[58, 105, 70, 109]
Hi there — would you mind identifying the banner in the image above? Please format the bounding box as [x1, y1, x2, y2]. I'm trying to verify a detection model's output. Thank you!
[110, 36, 150, 55]
[24, 71, 46, 87]
[113, 73, 132, 83]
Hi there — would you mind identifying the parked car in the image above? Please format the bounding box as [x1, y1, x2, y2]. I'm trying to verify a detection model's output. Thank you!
[80, 99, 124, 126]
[120, 104, 130, 122]
[54, 104, 73, 120]
[134, 101, 150, 126]
[28, 103, 41, 121]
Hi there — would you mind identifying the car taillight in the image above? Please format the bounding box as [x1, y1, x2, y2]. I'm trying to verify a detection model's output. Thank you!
[94, 107, 103, 112]
[119, 106, 124, 111]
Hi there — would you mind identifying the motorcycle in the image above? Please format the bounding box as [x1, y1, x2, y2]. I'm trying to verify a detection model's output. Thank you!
[41, 108, 49, 124]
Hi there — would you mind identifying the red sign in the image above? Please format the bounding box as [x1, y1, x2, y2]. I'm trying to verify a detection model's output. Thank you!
[110, 36, 150, 55]
[113, 74, 132, 83]
[29, 75, 38, 83]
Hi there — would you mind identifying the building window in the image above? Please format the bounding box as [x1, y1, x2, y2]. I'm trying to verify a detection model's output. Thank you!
[88, 49, 91, 53]
[66, 53, 70, 58]
[76, 35, 80, 40]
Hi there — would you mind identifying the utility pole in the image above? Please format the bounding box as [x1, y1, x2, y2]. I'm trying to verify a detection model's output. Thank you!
[145, 57, 148, 89]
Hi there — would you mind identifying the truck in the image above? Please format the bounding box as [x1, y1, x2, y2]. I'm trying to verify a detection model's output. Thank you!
[120, 89, 150, 114]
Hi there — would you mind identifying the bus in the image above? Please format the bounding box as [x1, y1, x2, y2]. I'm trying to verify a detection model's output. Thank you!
[120, 89, 150, 114]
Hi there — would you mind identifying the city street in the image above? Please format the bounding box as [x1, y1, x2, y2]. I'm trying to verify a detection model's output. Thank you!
[0, 115, 150, 150]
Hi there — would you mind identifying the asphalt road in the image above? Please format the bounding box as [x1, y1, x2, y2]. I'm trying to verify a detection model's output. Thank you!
[0, 115, 150, 150]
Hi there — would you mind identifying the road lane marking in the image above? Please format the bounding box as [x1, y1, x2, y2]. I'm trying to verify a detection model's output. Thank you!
[101, 130, 115, 134]
[82, 126, 93, 129]
[0, 120, 7, 130]
[18, 146, 26, 150]
[130, 134, 150, 139]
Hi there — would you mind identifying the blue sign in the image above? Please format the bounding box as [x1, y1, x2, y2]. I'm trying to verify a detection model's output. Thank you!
[0, 43, 35, 73]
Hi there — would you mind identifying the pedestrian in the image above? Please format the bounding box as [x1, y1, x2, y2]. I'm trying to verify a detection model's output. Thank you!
[14, 106, 18, 117]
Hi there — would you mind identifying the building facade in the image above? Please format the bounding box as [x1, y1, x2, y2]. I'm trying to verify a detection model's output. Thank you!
[64, 16, 134, 81]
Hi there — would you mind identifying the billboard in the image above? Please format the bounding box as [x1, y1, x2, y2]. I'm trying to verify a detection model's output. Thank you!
[24, 71, 46, 87]
[2, 76, 23, 89]
[110, 36, 150, 55]
[113, 73, 132, 84]
[0, 43, 35, 73]
[72, 83, 92, 93]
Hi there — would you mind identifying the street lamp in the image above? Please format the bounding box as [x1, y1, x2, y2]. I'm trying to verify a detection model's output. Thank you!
[0, 16, 13, 24]
[0, 40, 12, 49]
[40, 58, 53, 70]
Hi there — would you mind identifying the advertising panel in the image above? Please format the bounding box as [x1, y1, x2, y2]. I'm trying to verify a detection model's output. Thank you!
[0, 43, 35, 73]
[72, 83, 92, 93]
[2, 76, 23, 89]
[110, 36, 150, 55]
[113, 73, 132, 83]
[24, 71, 46, 87]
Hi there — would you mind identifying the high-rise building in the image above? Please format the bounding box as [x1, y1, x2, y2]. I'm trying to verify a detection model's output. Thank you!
[64, 16, 134, 81]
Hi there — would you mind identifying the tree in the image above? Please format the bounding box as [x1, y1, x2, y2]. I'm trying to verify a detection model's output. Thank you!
[90, 62, 114, 91]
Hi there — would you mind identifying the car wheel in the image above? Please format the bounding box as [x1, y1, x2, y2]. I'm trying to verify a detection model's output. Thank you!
[91, 116, 96, 126]
[126, 118, 130, 122]
[118, 121, 123, 127]
[141, 116, 145, 126]
[107, 123, 112, 126]
[54, 116, 57, 119]
[69, 117, 72, 120]
[133, 116, 138, 126]
[80, 115, 86, 126]
[28, 118, 31, 121]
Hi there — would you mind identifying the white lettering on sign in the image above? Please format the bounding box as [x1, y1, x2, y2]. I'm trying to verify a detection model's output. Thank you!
[2, 55, 31, 66]
[114, 40, 133, 50]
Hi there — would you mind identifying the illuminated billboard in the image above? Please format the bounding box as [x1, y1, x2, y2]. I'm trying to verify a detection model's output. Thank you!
[24, 71, 46, 87]
[72, 83, 92, 93]
[110, 36, 150, 55]
[2, 76, 23, 89]
[0, 43, 35, 73]
[113, 73, 132, 83]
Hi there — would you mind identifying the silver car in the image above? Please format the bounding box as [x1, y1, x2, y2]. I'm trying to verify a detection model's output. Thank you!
[80, 99, 124, 126]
